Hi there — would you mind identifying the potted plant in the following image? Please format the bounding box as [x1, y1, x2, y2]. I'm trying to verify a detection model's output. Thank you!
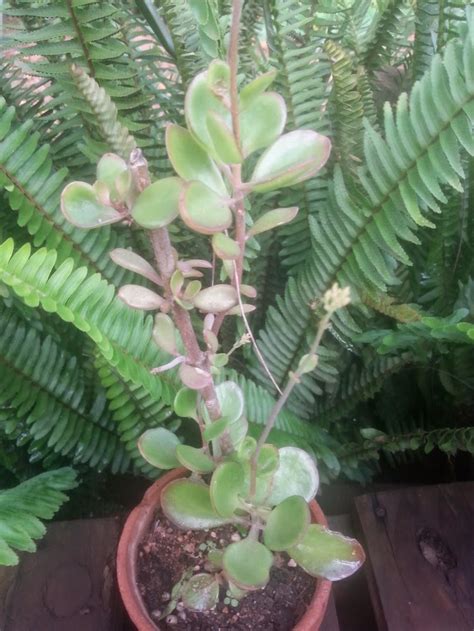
[60, 2, 365, 627]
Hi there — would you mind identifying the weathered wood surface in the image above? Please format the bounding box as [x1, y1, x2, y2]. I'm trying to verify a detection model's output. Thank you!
[355, 482, 474, 631]
[0, 517, 125, 631]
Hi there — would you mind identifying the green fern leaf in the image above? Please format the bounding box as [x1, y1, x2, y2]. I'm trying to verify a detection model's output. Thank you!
[0, 467, 77, 566]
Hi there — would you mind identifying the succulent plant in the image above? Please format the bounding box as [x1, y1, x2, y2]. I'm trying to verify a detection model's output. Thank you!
[60, 0, 364, 615]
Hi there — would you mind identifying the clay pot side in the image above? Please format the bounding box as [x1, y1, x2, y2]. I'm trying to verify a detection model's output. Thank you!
[117, 468, 331, 631]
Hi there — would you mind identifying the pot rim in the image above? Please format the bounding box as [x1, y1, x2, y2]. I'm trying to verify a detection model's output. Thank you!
[117, 468, 331, 631]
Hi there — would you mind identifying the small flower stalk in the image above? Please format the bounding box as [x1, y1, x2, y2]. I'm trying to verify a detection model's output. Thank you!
[60, 0, 364, 615]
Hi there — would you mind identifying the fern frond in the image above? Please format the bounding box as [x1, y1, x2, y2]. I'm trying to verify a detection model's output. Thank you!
[413, 0, 439, 79]
[0, 98, 132, 285]
[253, 11, 474, 411]
[0, 305, 130, 473]
[71, 65, 137, 159]
[364, 0, 413, 71]
[314, 353, 413, 427]
[339, 424, 474, 478]
[0, 467, 77, 566]
[325, 40, 365, 171]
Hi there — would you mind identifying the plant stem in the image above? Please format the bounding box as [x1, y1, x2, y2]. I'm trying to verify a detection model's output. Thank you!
[248, 312, 332, 497]
[228, 0, 243, 149]
[129, 149, 221, 420]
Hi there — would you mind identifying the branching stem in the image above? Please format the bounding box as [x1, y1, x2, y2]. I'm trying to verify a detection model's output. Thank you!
[248, 312, 332, 497]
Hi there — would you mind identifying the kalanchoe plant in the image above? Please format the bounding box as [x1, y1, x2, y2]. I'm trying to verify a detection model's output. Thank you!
[60, 0, 364, 615]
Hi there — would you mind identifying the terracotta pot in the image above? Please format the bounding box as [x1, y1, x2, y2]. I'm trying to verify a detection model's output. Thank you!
[117, 468, 331, 631]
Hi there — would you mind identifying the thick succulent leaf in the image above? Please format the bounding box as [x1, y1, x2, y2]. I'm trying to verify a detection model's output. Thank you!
[132, 177, 182, 229]
[179, 364, 213, 390]
[239, 70, 278, 108]
[240, 92, 287, 157]
[61, 181, 122, 228]
[250, 130, 331, 193]
[183, 280, 202, 300]
[185, 68, 231, 158]
[257, 444, 279, 477]
[206, 111, 242, 163]
[181, 573, 220, 612]
[238, 436, 257, 460]
[193, 285, 238, 313]
[223, 539, 273, 589]
[203, 417, 229, 441]
[267, 447, 319, 505]
[215, 381, 244, 423]
[212, 233, 241, 260]
[166, 124, 227, 195]
[179, 181, 232, 235]
[96, 153, 128, 200]
[207, 59, 230, 89]
[152, 313, 177, 355]
[174, 387, 198, 419]
[161, 479, 229, 529]
[227, 415, 248, 450]
[138, 428, 180, 469]
[176, 445, 215, 473]
[118, 285, 164, 311]
[248, 207, 299, 237]
[110, 249, 161, 285]
[289, 525, 365, 580]
[210, 461, 245, 517]
[263, 496, 310, 551]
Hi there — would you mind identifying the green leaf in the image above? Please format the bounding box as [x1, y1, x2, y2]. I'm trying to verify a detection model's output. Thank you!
[179, 364, 213, 390]
[138, 427, 180, 469]
[264, 496, 310, 551]
[132, 177, 182, 229]
[228, 416, 249, 450]
[161, 479, 229, 529]
[166, 124, 227, 195]
[110, 249, 161, 285]
[210, 461, 245, 517]
[239, 70, 278, 108]
[118, 285, 165, 311]
[289, 525, 365, 580]
[179, 181, 232, 234]
[203, 417, 229, 441]
[96, 153, 129, 200]
[268, 447, 319, 505]
[257, 444, 279, 477]
[223, 539, 273, 589]
[240, 92, 287, 157]
[185, 68, 231, 158]
[61, 181, 123, 228]
[173, 387, 198, 419]
[212, 233, 241, 260]
[206, 111, 242, 163]
[193, 285, 238, 313]
[152, 313, 177, 355]
[215, 381, 245, 423]
[250, 130, 331, 193]
[176, 445, 215, 473]
[248, 207, 299, 237]
[181, 573, 220, 612]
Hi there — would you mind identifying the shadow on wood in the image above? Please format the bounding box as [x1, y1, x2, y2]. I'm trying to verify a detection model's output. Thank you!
[0, 517, 126, 631]
[355, 482, 474, 631]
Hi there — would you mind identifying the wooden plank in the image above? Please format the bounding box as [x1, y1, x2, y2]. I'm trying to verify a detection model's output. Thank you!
[0, 517, 125, 631]
[355, 482, 474, 631]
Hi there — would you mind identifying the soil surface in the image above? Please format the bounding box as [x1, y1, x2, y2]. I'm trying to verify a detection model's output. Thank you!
[137, 508, 316, 630]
